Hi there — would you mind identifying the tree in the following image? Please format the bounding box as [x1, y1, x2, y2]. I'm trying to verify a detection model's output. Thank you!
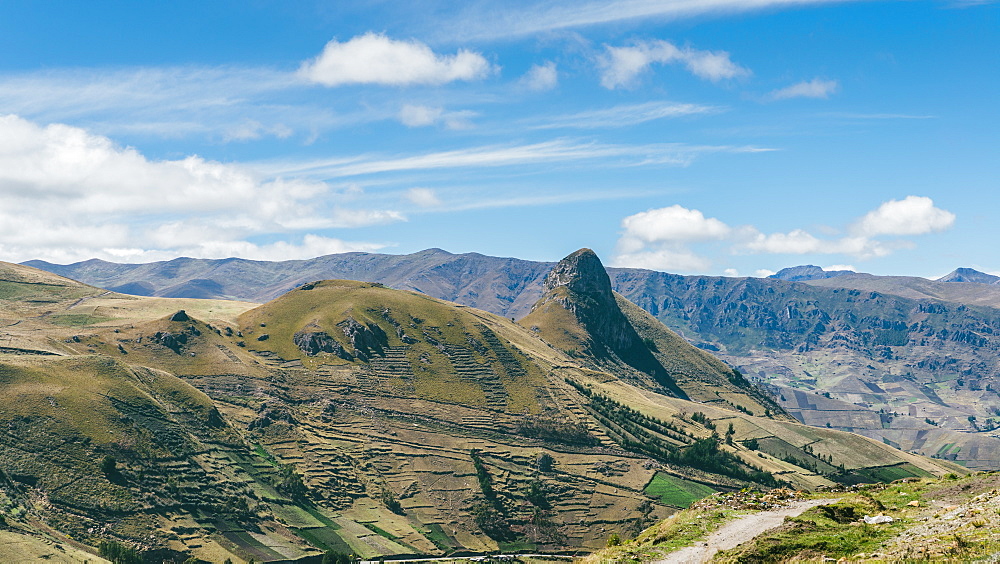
[323, 551, 353, 564]
[274, 464, 309, 502]
[98, 540, 143, 564]
[101, 455, 124, 484]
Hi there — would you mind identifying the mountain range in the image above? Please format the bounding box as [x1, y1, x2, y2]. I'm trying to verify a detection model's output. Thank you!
[0, 250, 963, 562]
[25, 252, 1000, 470]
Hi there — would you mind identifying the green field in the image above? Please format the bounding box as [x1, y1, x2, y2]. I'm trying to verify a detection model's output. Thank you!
[644, 473, 717, 508]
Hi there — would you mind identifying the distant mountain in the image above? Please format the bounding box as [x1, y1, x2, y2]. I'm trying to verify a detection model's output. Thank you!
[938, 267, 1000, 285]
[769, 264, 859, 282]
[24, 249, 553, 318]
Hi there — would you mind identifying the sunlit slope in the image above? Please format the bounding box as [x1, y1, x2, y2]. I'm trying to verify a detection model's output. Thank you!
[616, 294, 785, 418]
[0, 355, 316, 562]
[236, 279, 549, 412]
[567, 370, 966, 490]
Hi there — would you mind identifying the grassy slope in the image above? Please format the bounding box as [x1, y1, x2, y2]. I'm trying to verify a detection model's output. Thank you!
[519, 286, 590, 355]
[616, 294, 784, 418]
[587, 471, 1000, 563]
[237, 279, 548, 412]
[0, 264, 975, 560]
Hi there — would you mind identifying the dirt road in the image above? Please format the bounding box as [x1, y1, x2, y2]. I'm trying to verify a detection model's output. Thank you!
[654, 498, 836, 564]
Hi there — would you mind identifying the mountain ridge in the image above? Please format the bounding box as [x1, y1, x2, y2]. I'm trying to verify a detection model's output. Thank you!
[21, 251, 1000, 469]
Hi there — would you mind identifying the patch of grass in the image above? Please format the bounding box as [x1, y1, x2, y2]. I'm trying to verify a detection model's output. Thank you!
[422, 523, 454, 551]
[835, 462, 933, 485]
[302, 506, 340, 529]
[364, 523, 398, 541]
[644, 473, 717, 508]
[253, 443, 277, 466]
[713, 494, 903, 563]
[498, 539, 536, 552]
[584, 502, 739, 563]
[294, 527, 353, 555]
[48, 313, 115, 326]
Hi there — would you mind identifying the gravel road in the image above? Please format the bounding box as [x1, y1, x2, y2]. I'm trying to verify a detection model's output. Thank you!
[654, 498, 837, 564]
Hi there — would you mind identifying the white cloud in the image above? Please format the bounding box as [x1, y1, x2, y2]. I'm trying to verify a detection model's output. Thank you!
[768, 78, 839, 100]
[723, 268, 740, 277]
[613, 205, 730, 272]
[853, 195, 956, 236]
[405, 188, 442, 207]
[398, 104, 477, 129]
[222, 120, 294, 142]
[0, 114, 394, 263]
[740, 228, 823, 254]
[399, 105, 444, 127]
[754, 269, 777, 277]
[298, 32, 494, 87]
[825, 264, 857, 272]
[613, 248, 713, 272]
[621, 205, 731, 243]
[735, 198, 954, 259]
[613, 196, 954, 273]
[520, 62, 559, 91]
[599, 40, 750, 89]
[531, 101, 721, 129]
[737, 229, 895, 259]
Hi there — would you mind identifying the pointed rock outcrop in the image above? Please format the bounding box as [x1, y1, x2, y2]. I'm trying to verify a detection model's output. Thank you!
[522, 249, 687, 398]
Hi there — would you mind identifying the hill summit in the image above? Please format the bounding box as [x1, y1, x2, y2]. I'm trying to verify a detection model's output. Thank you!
[523, 249, 688, 398]
[769, 264, 857, 282]
[937, 267, 1000, 284]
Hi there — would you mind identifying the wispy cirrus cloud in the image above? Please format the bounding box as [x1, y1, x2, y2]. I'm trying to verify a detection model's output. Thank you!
[529, 101, 723, 129]
[260, 139, 774, 179]
[827, 112, 936, 120]
[0, 33, 498, 141]
[443, 0, 861, 41]
[0, 66, 362, 141]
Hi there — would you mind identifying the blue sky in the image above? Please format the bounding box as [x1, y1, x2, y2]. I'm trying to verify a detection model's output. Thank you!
[0, 0, 996, 278]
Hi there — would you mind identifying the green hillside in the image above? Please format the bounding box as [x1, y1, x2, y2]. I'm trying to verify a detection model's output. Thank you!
[0, 260, 971, 562]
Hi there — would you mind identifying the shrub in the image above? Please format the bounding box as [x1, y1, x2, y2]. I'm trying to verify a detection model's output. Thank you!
[98, 539, 143, 564]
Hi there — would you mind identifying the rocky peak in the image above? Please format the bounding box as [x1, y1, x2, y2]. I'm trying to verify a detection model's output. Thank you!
[543, 248, 613, 298]
[528, 248, 687, 398]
